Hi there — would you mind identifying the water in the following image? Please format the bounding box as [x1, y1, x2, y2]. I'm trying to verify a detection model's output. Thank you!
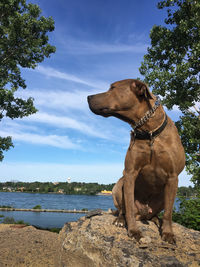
[0, 192, 114, 228]
[0, 192, 180, 229]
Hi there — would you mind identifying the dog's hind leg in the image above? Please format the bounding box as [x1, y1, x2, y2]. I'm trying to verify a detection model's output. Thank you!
[112, 177, 126, 227]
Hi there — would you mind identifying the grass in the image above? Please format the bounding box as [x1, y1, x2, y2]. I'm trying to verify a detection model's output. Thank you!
[2, 216, 30, 226]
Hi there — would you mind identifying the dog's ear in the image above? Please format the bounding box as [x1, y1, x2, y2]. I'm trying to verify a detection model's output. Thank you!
[131, 80, 153, 99]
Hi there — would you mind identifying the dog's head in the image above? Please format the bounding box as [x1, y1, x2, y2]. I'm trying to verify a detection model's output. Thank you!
[87, 79, 153, 123]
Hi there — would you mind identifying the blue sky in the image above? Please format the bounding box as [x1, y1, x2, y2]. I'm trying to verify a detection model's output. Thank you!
[0, 0, 192, 186]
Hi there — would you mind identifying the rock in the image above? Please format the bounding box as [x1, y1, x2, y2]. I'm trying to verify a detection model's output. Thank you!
[59, 213, 200, 267]
[0, 224, 60, 267]
[0, 214, 200, 267]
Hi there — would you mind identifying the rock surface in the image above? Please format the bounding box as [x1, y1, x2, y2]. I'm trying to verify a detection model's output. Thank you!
[0, 224, 60, 267]
[0, 213, 200, 267]
[59, 213, 200, 267]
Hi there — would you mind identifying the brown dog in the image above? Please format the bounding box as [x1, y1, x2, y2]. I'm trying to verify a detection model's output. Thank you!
[87, 79, 185, 244]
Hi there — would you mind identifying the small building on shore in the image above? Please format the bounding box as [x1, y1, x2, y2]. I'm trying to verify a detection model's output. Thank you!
[97, 190, 112, 195]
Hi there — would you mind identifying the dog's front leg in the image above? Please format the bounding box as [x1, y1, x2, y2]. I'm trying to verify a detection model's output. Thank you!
[162, 174, 178, 244]
[124, 170, 142, 241]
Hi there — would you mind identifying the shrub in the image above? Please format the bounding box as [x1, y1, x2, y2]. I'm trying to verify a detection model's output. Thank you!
[3, 217, 16, 224]
[16, 220, 29, 225]
[172, 197, 200, 231]
[33, 205, 42, 209]
[48, 227, 61, 233]
[2, 216, 29, 225]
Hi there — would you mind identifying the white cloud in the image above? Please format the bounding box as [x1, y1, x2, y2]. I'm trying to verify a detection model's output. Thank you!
[24, 112, 108, 139]
[62, 39, 148, 55]
[6, 86, 127, 144]
[16, 88, 95, 112]
[35, 66, 108, 89]
[0, 130, 79, 150]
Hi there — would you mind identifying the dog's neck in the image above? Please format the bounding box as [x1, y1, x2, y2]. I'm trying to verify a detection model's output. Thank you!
[131, 96, 161, 131]
[130, 96, 166, 133]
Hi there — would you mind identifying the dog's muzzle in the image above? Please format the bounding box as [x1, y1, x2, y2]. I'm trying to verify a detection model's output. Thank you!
[87, 95, 111, 117]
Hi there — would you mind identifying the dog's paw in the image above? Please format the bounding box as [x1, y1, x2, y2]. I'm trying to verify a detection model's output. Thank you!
[151, 216, 161, 227]
[162, 232, 176, 244]
[128, 228, 142, 242]
[113, 216, 126, 227]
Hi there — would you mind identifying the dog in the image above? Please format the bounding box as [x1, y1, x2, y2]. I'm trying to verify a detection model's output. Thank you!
[87, 79, 185, 244]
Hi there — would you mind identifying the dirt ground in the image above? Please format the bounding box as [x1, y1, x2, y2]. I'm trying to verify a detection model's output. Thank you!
[0, 224, 60, 267]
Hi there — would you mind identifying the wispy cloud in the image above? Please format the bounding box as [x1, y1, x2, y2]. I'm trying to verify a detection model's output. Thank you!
[35, 66, 108, 89]
[24, 112, 107, 139]
[0, 130, 80, 150]
[16, 88, 93, 112]
[62, 39, 148, 55]
[13, 88, 125, 142]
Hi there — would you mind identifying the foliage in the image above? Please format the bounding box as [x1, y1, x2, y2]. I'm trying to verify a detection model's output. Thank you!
[173, 196, 200, 231]
[177, 186, 197, 197]
[0, 181, 115, 195]
[3, 216, 29, 225]
[139, 0, 200, 186]
[16, 219, 29, 225]
[0, 0, 56, 160]
[3, 216, 16, 224]
[176, 112, 200, 187]
[33, 204, 41, 209]
[46, 227, 61, 234]
[34, 225, 61, 233]
[0, 136, 13, 161]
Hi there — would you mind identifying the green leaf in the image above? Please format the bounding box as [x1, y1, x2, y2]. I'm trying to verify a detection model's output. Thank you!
[0, 0, 56, 160]
[139, 0, 200, 187]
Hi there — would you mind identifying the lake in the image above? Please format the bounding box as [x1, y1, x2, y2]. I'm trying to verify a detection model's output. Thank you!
[0, 192, 115, 228]
[0, 192, 180, 229]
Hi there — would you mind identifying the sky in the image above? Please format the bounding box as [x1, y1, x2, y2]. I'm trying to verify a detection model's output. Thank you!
[0, 0, 193, 186]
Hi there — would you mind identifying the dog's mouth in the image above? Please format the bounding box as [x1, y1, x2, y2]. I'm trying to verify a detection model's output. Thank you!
[87, 95, 115, 117]
[90, 107, 113, 117]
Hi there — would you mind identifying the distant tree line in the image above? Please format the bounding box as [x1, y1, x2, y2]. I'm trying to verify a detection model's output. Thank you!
[0, 181, 114, 195]
[177, 186, 197, 198]
[0, 182, 197, 197]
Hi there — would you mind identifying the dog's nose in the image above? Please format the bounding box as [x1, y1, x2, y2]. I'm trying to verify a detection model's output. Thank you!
[87, 95, 93, 102]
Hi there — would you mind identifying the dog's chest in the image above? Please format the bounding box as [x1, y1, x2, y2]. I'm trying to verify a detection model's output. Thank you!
[138, 165, 168, 188]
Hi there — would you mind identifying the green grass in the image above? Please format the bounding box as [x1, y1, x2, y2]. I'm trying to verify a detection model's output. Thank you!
[2, 216, 30, 226]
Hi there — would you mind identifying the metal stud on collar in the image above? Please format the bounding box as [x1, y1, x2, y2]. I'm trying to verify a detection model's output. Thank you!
[131, 95, 161, 131]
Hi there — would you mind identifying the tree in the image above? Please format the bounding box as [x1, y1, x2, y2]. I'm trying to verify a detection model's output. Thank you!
[173, 197, 200, 231]
[0, 0, 56, 160]
[139, 0, 200, 187]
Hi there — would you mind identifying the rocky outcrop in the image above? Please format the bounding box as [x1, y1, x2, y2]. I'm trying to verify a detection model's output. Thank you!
[0, 213, 199, 267]
[0, 224, 60, 267]
[59, 213, 200, 267]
